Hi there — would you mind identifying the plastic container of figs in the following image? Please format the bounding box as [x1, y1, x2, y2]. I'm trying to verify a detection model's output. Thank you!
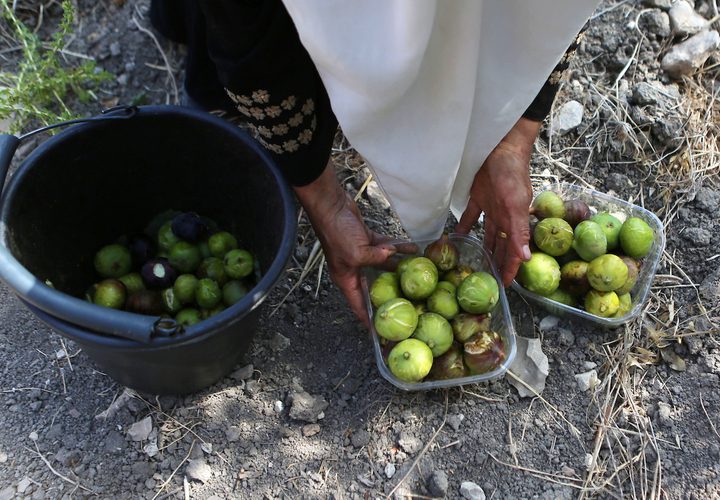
[362, 233, 517, 391]
[511, 182, 666, 327]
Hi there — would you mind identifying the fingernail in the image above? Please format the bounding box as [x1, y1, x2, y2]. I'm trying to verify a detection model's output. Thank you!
[522, 245, 531, 260]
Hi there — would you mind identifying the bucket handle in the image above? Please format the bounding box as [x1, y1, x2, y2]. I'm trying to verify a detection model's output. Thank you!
[0, 105, 184, 343]
[0, 105, 138, 195]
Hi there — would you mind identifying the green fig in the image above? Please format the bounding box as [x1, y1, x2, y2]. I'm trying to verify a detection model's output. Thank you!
[436, 281, 457, 294]
[161, 287, 182, 314]
[223, 280, 249, 306]
[518, 252, 561, 296]
[572, 220, 607, 261]
[94, 244, 132, 279]
[197, 257, 228, 287]
[590, 212, 623, 251]
[614, 293, 633, 317]
[93, 279, 126, 309]
[533, 217, 574, 257]
[118, 272, 145, 296]
[546, 288, 576, 307]
[587, 254, 628, 292]
[195, 278, 222, 309]
[387, 339, 434, 382]
[173, 274, 199, 305]
[176, 308, 202, 326]
[399, 257, 439, 300]
[370, 272, 402, 308]
[168, 241, 202, 274]
[157, 222, 181, 253]
[456, 272, 499, 314]
[531, 191, 566, 219]
[374, 298, 418, 341]
[584, 290, 620, 317]
[224, 249, 254, 279]
[411, 312, 454, 357]
[427, 288, 460, 320]
[208, 231, 238, 258]
[619, 217, 654, 258]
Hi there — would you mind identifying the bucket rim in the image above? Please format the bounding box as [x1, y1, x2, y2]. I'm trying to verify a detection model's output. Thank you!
[0, 105, 297, 346]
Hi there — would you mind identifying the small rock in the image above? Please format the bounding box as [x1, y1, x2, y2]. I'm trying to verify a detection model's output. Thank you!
[575, 370, 599, 391]
[131, 461, 155, 477]
[351, 429, 371, 448]
[539, 315, 559, 333]
[68, 409, 81, 418]
[508, 336, 549, 398]
[605, 172, 631, 192]
[269, 332, 290, 351]
[460, 481, 486, 500]
[245, 380, 260, 396]
[109, 41, 121, 57]
[447, 413, 465, 431]
[357, 474, 375, 488]
[583, 361, 598, 370]
[632, 82, 663, 105]
[302, 424, 321, 437]
[287, 390, 328, 423]
[0, 487, 15, 500]
[683, 227, 712, 246]
[273, 400, 285, 413]
[29, 431, 38, 441]
[116, 73, 129, 86]
[427, 470, 449, 497]
[657, 402, 673, 423]
[662, 30, 720, 78]
[16, 477, 31, 494]
[643, 9, 671, 37]
[669, 1, 708, 36]
[128, 416, 152, 442]
[230, 364, 254, 381]
[584, 453, 595, 471]
[145, 479, 156, 490]
[652, 117, 684, 147]
[558, 328, 575, 346]
[398, 431, 423, 455]
[554, 100, 584, 135]
[104, 430, 126, 453]
[186, 458, 212, 483]
[694, 187, 720, 212]
[366, 179, 391, 210]
[0, 451, 7, 463]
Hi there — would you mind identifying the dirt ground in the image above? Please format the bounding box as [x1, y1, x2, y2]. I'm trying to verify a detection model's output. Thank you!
[1, 1, 720, 499]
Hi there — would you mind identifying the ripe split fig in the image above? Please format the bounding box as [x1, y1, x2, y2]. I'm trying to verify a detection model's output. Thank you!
[463, 331, 506, 375]
[423, 233, 459, 271]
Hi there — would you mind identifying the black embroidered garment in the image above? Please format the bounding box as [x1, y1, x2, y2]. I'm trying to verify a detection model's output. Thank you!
[150, 0, 585, 185]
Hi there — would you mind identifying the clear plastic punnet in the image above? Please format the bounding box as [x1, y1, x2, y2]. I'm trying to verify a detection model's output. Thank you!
[511, 182, 666, 328]
[362, 233, 517, 391]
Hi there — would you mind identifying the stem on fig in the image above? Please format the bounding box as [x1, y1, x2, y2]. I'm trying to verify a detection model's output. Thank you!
[403, 352, 410, 360]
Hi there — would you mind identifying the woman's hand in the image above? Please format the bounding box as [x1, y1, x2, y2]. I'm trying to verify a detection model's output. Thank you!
[455, 118, 541, 287]
[295, 162, 397, 326]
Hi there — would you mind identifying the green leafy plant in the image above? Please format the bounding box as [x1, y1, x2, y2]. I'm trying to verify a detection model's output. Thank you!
[0, 0, 112, 134]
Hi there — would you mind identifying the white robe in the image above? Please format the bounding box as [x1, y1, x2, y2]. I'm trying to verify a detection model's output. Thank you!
[282, 0, 599, 240]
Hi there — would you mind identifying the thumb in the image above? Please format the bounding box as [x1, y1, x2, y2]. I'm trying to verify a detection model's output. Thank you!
[358, 244, 397, 267]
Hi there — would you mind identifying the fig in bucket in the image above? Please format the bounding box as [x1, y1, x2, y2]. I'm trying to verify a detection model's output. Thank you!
[141, 258, 177, 289]
[168, 241, 202, 274]
[94, 244, 132, 278]
[517, 252, 560, 296]
[173, 274, 199, 304]
[171, 212, 208, 242]
[387, 338, 434, 382]
[157, 221, 181, 253]
[223, 280, 249, 306]
[195, 278, 222, 309]
[463, 331, 505, 375]
[590, 212, 623, 251]
[224, 249, 254, 279]
[176, 308, 202, 326]
[423, 233, 459, 271]
[572, 220, 607, 262]
[374, 297, 418, 341]
[619, 217, 654, 259]
[428, 343, 468, 380]
[533, 217, 573, 256]
[208, 231, 238, 258]
[587, 254, 628, 292]
[531, 191, 565, 219]
[370, 272, 401, 308]
[118, 272, 145, 296]
[93, 279, 126, 309]
[399, 257, 438, 300]
[411, 312, 454, 357]
[456, 271, 499, 314]
[197, 257, 228, 287]
[126, 290, 163, 315]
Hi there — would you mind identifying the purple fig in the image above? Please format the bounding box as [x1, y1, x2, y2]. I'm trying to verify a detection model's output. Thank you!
[127, 234, 156, 266]
[141, 258, 177, 289]
[463, 331, 506, 375]
[451, 313, 491, 343]
[428, 343, 468, 380]
[126, 290, 164, 315]
[563, 199, 591, 228]
[615, 256, 640, 295]
[171, 212, 208, 242]
[423, 233, 459, 271]
[560, 260, 591, 297]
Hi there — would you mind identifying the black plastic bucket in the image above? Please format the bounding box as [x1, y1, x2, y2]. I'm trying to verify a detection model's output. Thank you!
[0, 106, 297, 394]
